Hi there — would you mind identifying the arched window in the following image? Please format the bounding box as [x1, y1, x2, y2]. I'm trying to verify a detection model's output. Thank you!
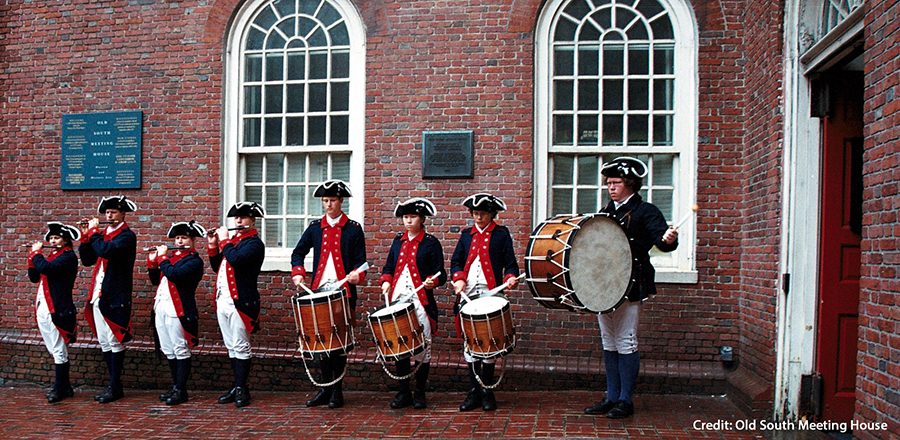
[225, 0, 365, 270]
[535, 0, 697, 280]
[823, 0, 864, 34]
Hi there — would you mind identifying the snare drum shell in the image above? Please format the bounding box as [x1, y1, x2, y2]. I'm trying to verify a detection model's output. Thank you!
[368, 302, 425, 361]
[459, 297, 516, 359]
[292, 287, 354, 356]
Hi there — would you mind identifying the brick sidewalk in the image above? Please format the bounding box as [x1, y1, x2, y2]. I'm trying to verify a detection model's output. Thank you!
[1, 383, 801, 439]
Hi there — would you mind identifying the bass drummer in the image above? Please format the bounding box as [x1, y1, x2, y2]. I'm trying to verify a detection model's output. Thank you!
[584, 157, 678, 419]
[450, 193, 519, 412]
[379, 198, 447, 409]
[291, 179, 367, 409]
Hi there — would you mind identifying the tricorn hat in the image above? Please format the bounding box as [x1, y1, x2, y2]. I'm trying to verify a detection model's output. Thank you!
[227, 201, 266, 218]
[97, 195, 137, 214]
[394, 198, 437, 218]
[44, 222, 80, 242]
[462, 193, 507, 213]
[601, 157, 648, 179]
[313, 180, 352, 198]
[166, 220, 207, 238]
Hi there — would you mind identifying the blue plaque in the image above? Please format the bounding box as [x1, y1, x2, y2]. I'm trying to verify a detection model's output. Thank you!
[61, 111, 142, 190]
[422, 131, 474, 179]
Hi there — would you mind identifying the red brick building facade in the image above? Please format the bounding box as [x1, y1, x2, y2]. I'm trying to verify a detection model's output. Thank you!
[0, 0, 896, 437]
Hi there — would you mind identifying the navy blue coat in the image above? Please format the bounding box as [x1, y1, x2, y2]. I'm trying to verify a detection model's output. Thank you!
[600, 194, 678, 301]
[28, 248, 79, 343]
[291, 215, 367, 310]
[209, 231, 264, 334]
[450, 222, 520, 289]
[149, 251, 204, 345]
[80, 225, 136, 343]
[380, 231, 447, 325]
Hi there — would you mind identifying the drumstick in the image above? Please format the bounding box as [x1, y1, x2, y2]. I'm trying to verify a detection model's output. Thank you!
[332, 262, 370, 288]
[299, 283, 314, 295]
[673, 204, 700, 229]
[414, 272, 442, 293]
[487, 273, 526, 296]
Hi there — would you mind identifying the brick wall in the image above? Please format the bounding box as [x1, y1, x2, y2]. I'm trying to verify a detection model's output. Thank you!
[1, 0, 749, 399]
[858, 0, 900, 437]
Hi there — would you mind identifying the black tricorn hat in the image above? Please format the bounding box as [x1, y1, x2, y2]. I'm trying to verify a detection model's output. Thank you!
[462, 193, 507, 213]
[313, 180, 352, 198]
[227, 201, 266, 218]
[601, 156, 648, 179]
[97, 195, 137, 214]
[44, 222, 80, 242]
[166, 220, 207, 238]
[394, 198, 437, 217]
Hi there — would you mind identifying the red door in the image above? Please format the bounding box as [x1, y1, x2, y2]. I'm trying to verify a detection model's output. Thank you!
[817, 71, 863, 422]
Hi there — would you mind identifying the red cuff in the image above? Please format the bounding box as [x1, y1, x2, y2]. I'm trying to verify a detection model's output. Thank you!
[81, 227, 100, 243]
[291, 266, 307, 278]
[452, 271, 467, 282]
[379, 274, 393, 285]
[27, 252, 39, 268]
[207, 243, 219, 257]
[147, 257, 158, 269]
[218, 239, 234, 251]
[503, 274, 516, 284]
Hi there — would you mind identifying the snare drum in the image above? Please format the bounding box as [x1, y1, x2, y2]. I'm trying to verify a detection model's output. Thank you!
[367, 302, 426, 361]
[459, 296, 516, 359]
[525, 213, 634, 314]
[291, 286, 355, 357]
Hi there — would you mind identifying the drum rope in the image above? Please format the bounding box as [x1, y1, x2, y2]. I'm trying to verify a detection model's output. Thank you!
[294, 292, 355, 387]
[470, 354, 507, 390]
[297, 352, 347, 387]
[375, 342, 427, 381]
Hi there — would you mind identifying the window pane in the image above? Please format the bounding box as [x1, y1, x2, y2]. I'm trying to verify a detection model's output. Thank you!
[332, 51, 350, 78]
[317, 2, 341, 27]
[243, 118, 261, 147]
[578, 80, 599, 110]
[552, 188, 573, 215]
[654, 155, 674, 185]
[576, 189, 596, 213]
[309, 52, 328, 79]
[332, 154, 351, 181]
[266, 31, 286, 50]
[578, 46, 599, 75]
[287, 218, 305, 246]
[309, 82, 327, 112]
[650, 16, 673, 39]
[308, 116, 326, 145]
[603, 79, 623, 110]
[653, 189, 673, 219]
[266, 154, 284, 182]
[265, 218, 284, 247]
[246, 28, 266, 51]
[603, 45, 624, 75]
[654, 79, 673, 110]
[308, 27, 328, 47]
[628, 45, 649, 75]
[554, 47, 574, 76]
[554, 80, 574, 110]
[628, 79, 649, 110]
[287, 53, 306, 80]
[331, 82, 349, 111]
[266, 185, 284, 216]
[308, 187, 324, 216]
[286, 153, 305, 181]
[309, 153, 328, 182]
[653, 115, 673, 146]
[563, 0, 591, 20]
[331, 22, 350, 45]
[266, 54, 283, 81]
[245, 186, 263, 206]
[627, 114, 649, 144]
[602, 114, 623, 146]
[330, 115, 348, 144]
[244, 86, 262, 114]
[273, 0, 296, 17]
[286, 84, 305, 112]
[554, 19, 577, 41]
[553, 115, 574, 145]
[245, 155, 263, 183]
[287, 186, 305, 215]
[245, 54, 263, 82]
[265, 117, 282, 146]
[553, 156, 574, 185]
[286, 117, 304, 145]
[265, 84, 284, 114]
[654, 46, 674, 74]
[577, 115, 598, 146]
[578, 156, 598, 185]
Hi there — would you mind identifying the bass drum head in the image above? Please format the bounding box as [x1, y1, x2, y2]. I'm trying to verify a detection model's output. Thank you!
[568, 215, 632, 313]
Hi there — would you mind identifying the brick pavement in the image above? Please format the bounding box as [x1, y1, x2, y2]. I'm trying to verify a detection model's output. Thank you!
[1, 382, 833, 440]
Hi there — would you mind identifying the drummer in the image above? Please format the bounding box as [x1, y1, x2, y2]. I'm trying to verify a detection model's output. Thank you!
[450, 193, 519, 412]
[291, 179, 367, 409]
[583, 157, 678, 419]
[379, 198, 447, 409]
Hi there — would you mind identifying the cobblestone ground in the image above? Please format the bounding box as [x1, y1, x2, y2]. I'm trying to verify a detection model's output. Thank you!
[2, 384, 834, 439]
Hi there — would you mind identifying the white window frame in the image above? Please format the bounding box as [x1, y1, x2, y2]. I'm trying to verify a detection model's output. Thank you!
[534, 0, 698, 283]
[224, 0, 366, 271]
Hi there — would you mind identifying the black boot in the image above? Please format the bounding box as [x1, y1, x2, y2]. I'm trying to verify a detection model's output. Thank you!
[413, 362, 429, 409]
[481, 362, 496, 411]
[166, 359, 191, 406]
[98, 351, 125, 403]
[390, 359, 412, 409]
[328, 356, 345, 409]
[160, 358, 178, 401]
[306, 358, 333, 407]
[459, 363, 482, 411]
[47, 362, 74, 403]
[95, 352, 112, 401]
[234, 358, 252, 408]
[218, 358, 238, 404]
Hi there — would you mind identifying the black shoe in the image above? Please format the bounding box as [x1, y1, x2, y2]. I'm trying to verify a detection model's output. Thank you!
[390, 391, 413, 409]
[412, 390, 427, 409]
[305, 388, 331, 407]
[166, 389, 189, 406]
[47, 386, 74, 403]
[328, 388, 344, 409]
[97, 386, 123, 404]
[606, 401, 634, 419]
[584, 397, 616, 415]
[481, 389, 496, 411]
[459, 388, 482, 411]
[218, 387, 237, 404]
[159, 387, 177, 402]
[234, 387, 251, 408]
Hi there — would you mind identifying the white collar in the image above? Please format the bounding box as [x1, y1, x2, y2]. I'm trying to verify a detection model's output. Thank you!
[614, 193, 635, 210]
[326, 213, 343, 227]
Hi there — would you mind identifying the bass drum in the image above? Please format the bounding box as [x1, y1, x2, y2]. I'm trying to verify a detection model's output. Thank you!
[525, 213, 633, 314]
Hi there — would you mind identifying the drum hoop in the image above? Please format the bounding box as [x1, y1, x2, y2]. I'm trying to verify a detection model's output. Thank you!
[525, 214, 593, 309]
[575, 212, 636, 314]
[459, 300, 510, 320]
[295, 287, 346, 305]
[368, 302, 413, 321]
